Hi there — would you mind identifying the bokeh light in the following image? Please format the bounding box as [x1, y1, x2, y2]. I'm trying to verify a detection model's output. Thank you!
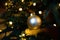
[19, 8, 23, 11]
[33, 3, 36, 6]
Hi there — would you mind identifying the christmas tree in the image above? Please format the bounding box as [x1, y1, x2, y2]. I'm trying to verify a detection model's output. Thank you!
[0, 0, 60, 40]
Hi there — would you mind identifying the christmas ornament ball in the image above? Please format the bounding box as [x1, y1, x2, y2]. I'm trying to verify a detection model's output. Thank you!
[27, 15, 42, 29]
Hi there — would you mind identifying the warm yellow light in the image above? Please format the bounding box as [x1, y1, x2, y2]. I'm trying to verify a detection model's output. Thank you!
[33, 2, 36, 6]
[21, 38, 26, 40]
[21, 33, 25, 37]
[5, 3, 8, 6]
[39, 11, 42, 14]
[30, 13, 33, 16]
[30, 13, 35, 16]
[59, 3, 60, 7]
[19, 8, 23, 11]
[0, 30, 2, 32]
[53, 24, 56, 27]
[9, 21, 13, 25]
[19, 33, 25, 37]
[19, 35, 22, 37]
[21, 0, 24, 2]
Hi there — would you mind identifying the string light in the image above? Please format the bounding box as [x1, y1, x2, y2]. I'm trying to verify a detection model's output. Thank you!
[19, 35, 22, 37]
[21, 33, 25, 37]
[59, 3, 60, 7]
[5, 3, 8, 6]
[21, 38, 26, 40]
[53, 24, 56, 27]
[0, 30, 2, 32]
[19, 33, 26, 40]
[21, 0, 24, 2]
[9, 21, 13, 25]
[39, 11, 42, 14]
[19, 33, 25, 37]
[30, 13, 35, 16]
[30, 13, 33, 16]
[5, 0, 13, 6]
[19, 8, 23, 11]
[33, 2, 36, 6]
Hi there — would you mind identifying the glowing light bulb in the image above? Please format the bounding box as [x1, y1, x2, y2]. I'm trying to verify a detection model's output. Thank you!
[21, 38, 26, 40]
[9, 21, 13, 25]
[21, 0, 24, 2]
[39, 11, 42, 14]
[19, 35, 22, 37]
[5, 3, 8, 6]
[59, 3, 60, 7]
[22, 33, 25, 37]
[53, 24, 56, 27]
[19, 8, 23, 11]
[0, 30, 2, 32]
[30, 13, 33, 16]
[30, 13, 35, 16]
[33, 3, 36, 6]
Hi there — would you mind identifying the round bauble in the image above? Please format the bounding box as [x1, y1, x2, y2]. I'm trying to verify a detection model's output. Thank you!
[27, 15, 42, 29]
